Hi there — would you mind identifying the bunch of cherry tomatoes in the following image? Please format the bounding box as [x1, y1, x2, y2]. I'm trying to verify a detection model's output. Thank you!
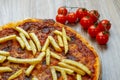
[56, 7, 111, 45]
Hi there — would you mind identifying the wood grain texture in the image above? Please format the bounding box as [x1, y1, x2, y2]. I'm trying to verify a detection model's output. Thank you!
[0, 0, 119, 80]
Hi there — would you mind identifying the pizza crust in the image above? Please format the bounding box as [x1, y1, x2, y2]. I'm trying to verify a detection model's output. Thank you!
[0, 18, 101, 80]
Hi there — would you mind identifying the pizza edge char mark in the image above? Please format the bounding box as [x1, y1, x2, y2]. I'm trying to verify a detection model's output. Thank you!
[0, 18, 100, 80]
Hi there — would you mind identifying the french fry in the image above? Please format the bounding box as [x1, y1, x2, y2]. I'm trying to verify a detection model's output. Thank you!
[54, 30, 71, 41]
[29, 40, 37, 55]
[0, 51, 10, 56]
[19, 33, 31, 50]
[0, 67, 12, 73]
[16, 36, 25, 49]
[8, 69, 23, 80]
[29, 33, 41, 51]
[46, 48, 50, 65]
[57, 35, 63, 47]
[76, 74, 82, 80]
[32, 76, 38, 80]
[48, 36, 62, 52]
[37, 52, 46, 61]
[0, 35, 16, 43]
[7, 56, 40, 64]
[25, 65, 35, 76]
[61, 70, 67, 80]
[15, 27, 30, 39]
[50, 67, 57, 80]
[0, 55, 6, 63]
[53, 66, 74, 75]
[42, 37, 50, 52]
[58, 62, 85, 75]
[50, 51, 61, 60]
[62, 59, 91, 75]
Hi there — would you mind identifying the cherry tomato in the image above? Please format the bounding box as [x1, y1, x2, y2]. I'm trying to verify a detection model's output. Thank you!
[98, 19, 111, 31]
[96, 31, 109, 45]
[88, 24, 100, 38]
[88, 10, 100, 23]
[67, 12, 77, 23]
[56, 14, 67, 24]
[58, 7, 68, 15]
[76, 8, 89, 20]
[80, 16, 94, 30]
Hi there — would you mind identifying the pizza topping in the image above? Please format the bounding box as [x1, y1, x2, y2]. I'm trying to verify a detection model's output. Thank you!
[0, 55, 6, 63]
[0, 35, 16, 43]
[46, 48, 51, 65]
[0, 51, 10, 56]
[50, 67, 57, 80]
[16, 36, 25, 49]
[76, 74, 82, 80]
[29, 40, 37, 55]
[0, 67, 12, 73]
[57, 35, 64, 47]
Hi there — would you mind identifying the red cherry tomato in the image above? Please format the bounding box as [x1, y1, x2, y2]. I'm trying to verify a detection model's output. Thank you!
[80, 16, 94, 30]
[58, 7, 68, 15]
[96, 31, 109, 45]
[67, 12, 77, 23]
[98, 19, 111, 31]
[56, 14, 67, 24]
[88, 24, 100, 38]
[88, 10, 100, 23]
[76, 8, 89, 20]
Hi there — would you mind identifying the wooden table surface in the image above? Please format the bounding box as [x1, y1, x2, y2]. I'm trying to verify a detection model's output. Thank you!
[0, 0, 120, 80]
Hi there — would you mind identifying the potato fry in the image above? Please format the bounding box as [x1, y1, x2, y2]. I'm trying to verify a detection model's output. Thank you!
[61, 70, 67, 80]
[62, 27, 68, 54]
[46, 48, 50, 65]
[76, 74, 82, 80]
[29, 33, 41, 51]
[15, 27, 30, 39]
[54, 30, 71, 41]
[0, 35, 16, 43]
[7, 56, 40, 64]
[57, 35, 63, 47]
[50, 67, 57, 80]
[0, 67, 12, 73]
[0, 51, 10, 56]
[0, 55, 6, 63]
[37, 52, 46, 61]
[53, 66, 74, 75]
[42, 37, 50, 52]
[32, 76, 38, 80]
[29, 40, 37, 55]
[62, 59, 91, 75]
[19, 33, 31, 50]
[16, 36, 25, 49]
[8, 69, 23, 80]
[25, 65, 35, 76]
[50, 51, 61, 60]
[58, 62, 85, 75]
[48, 36, 62, 52]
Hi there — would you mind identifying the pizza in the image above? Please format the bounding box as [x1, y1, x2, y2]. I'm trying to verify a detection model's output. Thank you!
[0, 19, 100, 80]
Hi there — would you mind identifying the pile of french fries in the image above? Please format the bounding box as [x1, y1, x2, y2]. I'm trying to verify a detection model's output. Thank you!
[0, 26, 91, 80]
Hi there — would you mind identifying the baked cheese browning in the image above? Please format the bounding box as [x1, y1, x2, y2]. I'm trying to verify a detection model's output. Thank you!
[8, 69, 23, 80]
[53, 66, 74, 75]
[0, 51, 10, 56]
[0, 35, 16, 43]
[0, 55, 6, 63]
[50, 67, 57, 80]
[25, 65, 35, 76]
[62, 27, 68, 54]
[62, 59, 91, 75]
[7, 56, 40, 64]
[29, 33, 41, 52]
[19, 32, 31, 50]
[57, 35, 64, 47]
[46, 48, 51, 65]
[48, 36, 62, 52]
[0, 67, 12, 73]
[76, 74, 82, 80]
[16, 36, 25, 49]
[53, 30, 71, 41]
[58, 62, 85, 75]
[42, 37, 50, 52]
[14, 27, 30, 39]
[50, 51, 61, 60]
[61, 70, 67, 80]
[29, 40, 37, 55]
